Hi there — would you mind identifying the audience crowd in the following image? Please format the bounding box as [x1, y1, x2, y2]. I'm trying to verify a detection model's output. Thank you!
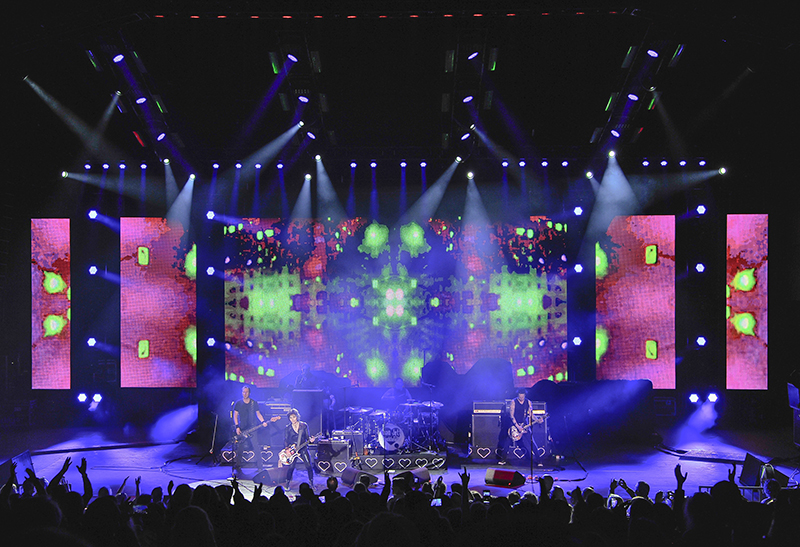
[2, 456, 798, 547]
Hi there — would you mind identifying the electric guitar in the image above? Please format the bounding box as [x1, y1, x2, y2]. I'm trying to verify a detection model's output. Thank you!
[278, 434, 319, 467]
[508, 413, 549, 441]
[233, 416, 281, 443]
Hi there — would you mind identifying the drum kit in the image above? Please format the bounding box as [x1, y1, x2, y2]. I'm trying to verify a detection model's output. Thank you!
[341, 400, 445, 454]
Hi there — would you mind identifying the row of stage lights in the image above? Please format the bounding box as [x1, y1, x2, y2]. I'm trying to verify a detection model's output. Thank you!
[71, 157, 724, 174]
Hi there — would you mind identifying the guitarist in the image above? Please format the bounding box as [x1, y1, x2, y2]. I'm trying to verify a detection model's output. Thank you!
[232, 385, 275, 479]
[282, 408, 315, 488]
[500, 388, 534, 464]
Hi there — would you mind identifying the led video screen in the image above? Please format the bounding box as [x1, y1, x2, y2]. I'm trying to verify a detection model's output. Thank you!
[726, 214, 768, 390]
[224, 217, 568, 388]
[31, 218, 71, 389]
[120, 218, 197, 387]
[596, 215, 675, 389]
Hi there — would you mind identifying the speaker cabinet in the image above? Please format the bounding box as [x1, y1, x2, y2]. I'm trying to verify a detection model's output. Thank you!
[252, 467, 289, 486]
[471, 413, 503, 460]
[340, 466, 378, 487]
[315, 439, 351, 476]
[485, 468, 526, 488]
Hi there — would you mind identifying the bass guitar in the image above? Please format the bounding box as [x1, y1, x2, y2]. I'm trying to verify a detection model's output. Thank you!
[233, 416, 281, 443]
[508, 413, 549, 441]
[278, 435, 319, 467]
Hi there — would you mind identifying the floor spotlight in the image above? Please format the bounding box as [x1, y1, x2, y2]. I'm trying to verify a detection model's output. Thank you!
[689, 393, 700, 404]
[707, 393, 719, 403]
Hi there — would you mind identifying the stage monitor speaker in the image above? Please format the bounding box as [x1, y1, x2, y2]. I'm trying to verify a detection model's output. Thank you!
[471, 413, 503, 457]
[740, 453, 790, 488]
[341, 466, 378, 488]
[252, 467, 289, 486]
[485, 468, 525, 488]
[396, 467, 431, 485]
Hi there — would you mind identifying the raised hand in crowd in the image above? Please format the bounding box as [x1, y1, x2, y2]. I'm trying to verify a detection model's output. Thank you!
[727, 463, 736, 483]
[76, 457, 93, 506]
[674, 464, 687, 492]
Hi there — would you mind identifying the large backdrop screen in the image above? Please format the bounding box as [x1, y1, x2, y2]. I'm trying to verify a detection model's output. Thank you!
[120, 218, 197, 388]
[31, 218, 71, 389]
[224, 217, 568, 388]
[726, 214, 768, 390]
[595, 215, 676, 389]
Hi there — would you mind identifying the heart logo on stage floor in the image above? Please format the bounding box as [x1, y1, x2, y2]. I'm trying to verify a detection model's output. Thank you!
[364, 458, 378, 468]
[476, 448, 491, 459]
[242, 451, 255, 462]
[415, 458, 429, 468]
[383, 459, 395, 468]
[221, 450, 234, 462]
[398, 458, 412, 469]
[261, 450, 273, 462]
[431, 458, 446, 468]
[334, 462, 347, 473]
[317, 461, 331, 472]
[512, 447, 527, 459]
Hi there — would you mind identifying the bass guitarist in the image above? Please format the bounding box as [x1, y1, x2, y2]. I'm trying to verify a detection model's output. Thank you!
[282, 408, 315, 488]
[232, 385, 280, 479]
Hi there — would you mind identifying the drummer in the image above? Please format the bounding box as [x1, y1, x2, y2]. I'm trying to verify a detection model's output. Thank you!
[381, 377, 413, 409]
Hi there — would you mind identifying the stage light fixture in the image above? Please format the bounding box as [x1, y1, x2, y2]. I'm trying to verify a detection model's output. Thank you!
[463, 95, 474, 103]
[610, 129, 620, 138]
[585, 171, 593, 179]
[306, 131, 316, 140]
[287, 54, 298, 62]
[298, 121, 305, 127]
[157, 133, 166, 141]
[719, 167, 727, 175]
[84, 163, 91, 170]
[235, 163, 242, 169]
[113, 54, 125, 63]
[642, 160, 650, 166]
[572, 336, 582, 346]
[699, 160, 707, 166]
[206, 211, 215, 220]
[77, 393, 88, 403]
[189, 174, 196, 181]
[608, 150, 616, 158]
[456, 156, 463, 163]
[206, 266, 215, 275]
[88, 210, 98, 219]
[519, 159, 526, 167]
[647, 49, 659, 58]
[88, 266, 98, 275]
[140, 163, 147, 169]
[502, 160, 509, 168]
[277, 162, 284, 169]
[461, 132, 470, 141]
[212, 163, 219, 169]
[573, 206, 583, 216]
[350, 162, 357, 168]
[255, 163, 262, 169]
[119, 162, 126, 170]
[541, 160, 548, 167]
[370, 161, 377, 168]
[206, 337, 216, 347]
[468, 51, 479, 60]
[298, 95, 309, 103]
[689, 393, 700, 404]
[87, 337, 97, 347]
[467, 172, 474, 179]
[561, 160, 569, 167]
[707, 393, 719, 403]
[136, 97, 147, 104]
[680, 160, 687, 166]
[695, 263, 705, 273]
[628, 93, 640, 101]
[420, 161, 427, 167]
[61, 171, 68, 178]
[93, 393, 102, 403]
[315, 155, 321, 161]
[696, 205, 706, 215]
[696, 336, 707, 347]
[305, 174, 312, 180]
[574, 264, 584, 273]
[661, 160, 668, 166]
[102, 163, 110, 170]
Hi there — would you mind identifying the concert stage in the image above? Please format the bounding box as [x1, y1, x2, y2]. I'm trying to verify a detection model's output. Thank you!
[4, 422, 796, 502]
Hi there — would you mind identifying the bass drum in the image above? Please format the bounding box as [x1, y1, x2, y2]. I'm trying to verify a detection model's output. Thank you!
[377, 422, 406, 453]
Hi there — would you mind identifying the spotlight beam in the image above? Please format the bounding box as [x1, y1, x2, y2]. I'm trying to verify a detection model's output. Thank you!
[397, 160, 458, 227]
[316, 158, 347, 224]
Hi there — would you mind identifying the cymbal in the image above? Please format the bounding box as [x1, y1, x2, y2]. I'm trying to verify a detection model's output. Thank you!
[369, 410, 388, 416]
[418, 401, 444, 409]
[344, 406, 372, 413]
[399, 402, 423, 408]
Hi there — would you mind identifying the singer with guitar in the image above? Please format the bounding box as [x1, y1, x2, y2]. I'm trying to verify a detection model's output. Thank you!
[499, 387, 537, 464]
[232, 386, 280, 479]
[281, 408, 316, 488]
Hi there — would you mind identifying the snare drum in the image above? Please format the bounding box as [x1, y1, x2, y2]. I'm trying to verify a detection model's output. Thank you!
[377, 422, 406, 452]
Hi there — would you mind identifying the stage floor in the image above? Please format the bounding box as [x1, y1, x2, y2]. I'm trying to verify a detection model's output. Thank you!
[5, 422, 797, 502]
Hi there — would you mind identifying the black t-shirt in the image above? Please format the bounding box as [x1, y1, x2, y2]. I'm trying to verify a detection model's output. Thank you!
[233, 399, 260, 430]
